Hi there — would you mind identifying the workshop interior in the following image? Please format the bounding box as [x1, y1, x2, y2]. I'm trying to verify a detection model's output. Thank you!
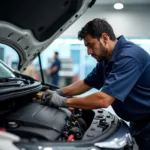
[0, 0, 150, 150]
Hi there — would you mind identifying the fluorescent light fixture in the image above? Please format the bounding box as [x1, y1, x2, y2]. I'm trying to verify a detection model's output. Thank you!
[114, 2, 124, 10]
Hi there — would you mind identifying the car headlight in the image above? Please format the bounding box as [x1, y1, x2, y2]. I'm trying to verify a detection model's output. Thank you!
[94, 133, 133, 149]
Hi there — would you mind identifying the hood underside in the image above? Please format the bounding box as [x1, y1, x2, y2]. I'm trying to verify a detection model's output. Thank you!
[0, 0, 96, 71]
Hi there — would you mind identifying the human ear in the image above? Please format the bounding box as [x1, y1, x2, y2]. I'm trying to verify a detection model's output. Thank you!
[101, 33, 109, 44]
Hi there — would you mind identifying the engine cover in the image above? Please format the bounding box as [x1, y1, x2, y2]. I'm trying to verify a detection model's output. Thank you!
[5, 102, 69, 141]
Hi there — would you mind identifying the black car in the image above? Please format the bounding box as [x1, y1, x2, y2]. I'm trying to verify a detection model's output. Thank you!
[0, 0, 133, 150]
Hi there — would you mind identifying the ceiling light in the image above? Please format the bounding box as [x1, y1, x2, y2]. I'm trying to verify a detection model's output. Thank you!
[114, 2, 124, 10]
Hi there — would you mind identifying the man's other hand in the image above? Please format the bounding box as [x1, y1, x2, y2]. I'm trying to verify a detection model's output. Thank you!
[41, 90, 67, 107]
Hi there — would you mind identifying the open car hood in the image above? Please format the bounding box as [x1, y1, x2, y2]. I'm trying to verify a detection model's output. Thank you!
[0, 0, 96, 71]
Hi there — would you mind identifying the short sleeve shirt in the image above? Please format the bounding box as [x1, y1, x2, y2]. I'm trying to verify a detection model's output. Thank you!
[84, 36, 150, 121]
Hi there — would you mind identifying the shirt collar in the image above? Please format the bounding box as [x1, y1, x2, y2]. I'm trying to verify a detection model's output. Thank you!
[110, 35, 127, 62]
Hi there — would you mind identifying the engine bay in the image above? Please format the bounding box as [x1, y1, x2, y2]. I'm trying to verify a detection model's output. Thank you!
[0, 72, 119, 142]
[0, 94, 118, 142]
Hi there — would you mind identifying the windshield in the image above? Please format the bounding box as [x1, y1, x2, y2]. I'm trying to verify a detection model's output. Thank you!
[0, 62, 16, 78]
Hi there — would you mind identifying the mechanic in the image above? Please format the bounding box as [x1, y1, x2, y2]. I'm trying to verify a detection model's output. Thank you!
[47, 51, 61, 86]
[42, 18, 150, 150]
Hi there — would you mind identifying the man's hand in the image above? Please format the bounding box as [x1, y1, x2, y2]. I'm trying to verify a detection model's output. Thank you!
[41, 90, 67, 107]
[46, 70, 51, 75]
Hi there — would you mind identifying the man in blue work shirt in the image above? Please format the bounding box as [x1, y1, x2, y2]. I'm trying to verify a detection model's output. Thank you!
[42, 18, 150, 149]
[47, 52, 61, 86]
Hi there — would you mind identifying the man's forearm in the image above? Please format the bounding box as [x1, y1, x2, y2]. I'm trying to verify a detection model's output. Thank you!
[66, 92, 115, 109]
[50, 66, 58, 74]
[61, 80, 91, 97]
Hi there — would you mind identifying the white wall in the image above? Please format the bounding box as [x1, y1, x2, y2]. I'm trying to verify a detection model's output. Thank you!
[61, 4, 150, 38]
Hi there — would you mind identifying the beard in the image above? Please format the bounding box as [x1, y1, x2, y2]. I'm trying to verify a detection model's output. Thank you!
[96, 42, 107, 62]
[97, 56, 105, 62]
[92, 54, 105, 62]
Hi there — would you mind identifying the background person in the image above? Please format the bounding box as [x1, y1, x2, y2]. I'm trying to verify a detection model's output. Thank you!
[47, 52, 61, 86]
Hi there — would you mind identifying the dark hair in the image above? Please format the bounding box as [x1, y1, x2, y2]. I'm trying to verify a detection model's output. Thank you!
[78, 18, 116, 41]
[55, 51, 58, 55]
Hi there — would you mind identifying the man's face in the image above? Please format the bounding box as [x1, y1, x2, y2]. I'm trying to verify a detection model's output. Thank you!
[84, 34, 108, 62]
[54, 54, 57, 59]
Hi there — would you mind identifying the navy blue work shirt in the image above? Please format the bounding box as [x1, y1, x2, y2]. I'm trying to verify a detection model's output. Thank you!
[50, 58, 61, 74]
[84, 36, 150, 121]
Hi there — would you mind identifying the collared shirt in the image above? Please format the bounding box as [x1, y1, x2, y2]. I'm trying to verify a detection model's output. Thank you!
[84, 36, 150, 121]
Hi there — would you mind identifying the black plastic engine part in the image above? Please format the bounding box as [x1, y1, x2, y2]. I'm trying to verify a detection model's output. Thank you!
[5, 102, 69, 141]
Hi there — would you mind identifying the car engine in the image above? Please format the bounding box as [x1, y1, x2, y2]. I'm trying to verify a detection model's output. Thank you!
[1, 97, 118, 142]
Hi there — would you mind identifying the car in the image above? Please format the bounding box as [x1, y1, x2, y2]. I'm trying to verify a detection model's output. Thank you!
[0, 0, 133, 150]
